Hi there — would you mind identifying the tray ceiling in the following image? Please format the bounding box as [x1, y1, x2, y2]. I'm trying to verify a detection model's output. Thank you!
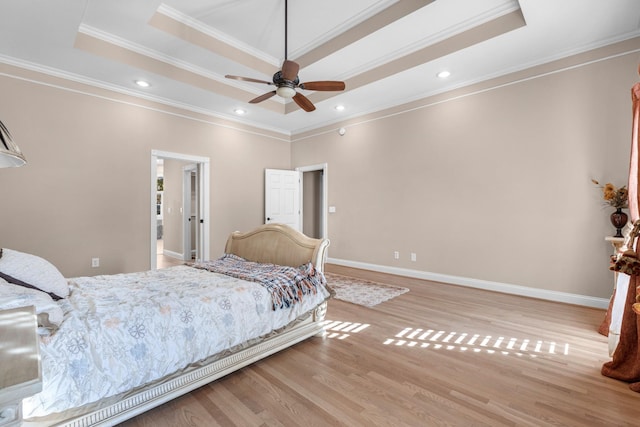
[0, 0, 639, 135]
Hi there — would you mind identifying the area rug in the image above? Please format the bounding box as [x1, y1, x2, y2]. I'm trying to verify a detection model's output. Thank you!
[324, 272, 409, 307]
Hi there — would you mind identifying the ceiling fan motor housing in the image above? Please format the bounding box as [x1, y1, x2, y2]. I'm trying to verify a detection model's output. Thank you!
[273, 70, 299, 98]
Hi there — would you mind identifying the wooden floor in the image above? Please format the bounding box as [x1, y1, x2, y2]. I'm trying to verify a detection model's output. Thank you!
[120, 265, 640, 426]
[157, 239, 186, 269]
[157, 253, 184, 269]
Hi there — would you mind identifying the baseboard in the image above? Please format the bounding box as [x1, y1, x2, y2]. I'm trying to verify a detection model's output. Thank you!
[163, 249, 183, 260]
[326, 257, 609, 309]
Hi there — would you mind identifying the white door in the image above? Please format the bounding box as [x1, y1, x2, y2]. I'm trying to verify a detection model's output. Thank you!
[265, 169, 301, 231]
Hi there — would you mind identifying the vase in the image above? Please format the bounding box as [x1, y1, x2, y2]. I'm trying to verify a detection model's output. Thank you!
[610, 207, 628, 238]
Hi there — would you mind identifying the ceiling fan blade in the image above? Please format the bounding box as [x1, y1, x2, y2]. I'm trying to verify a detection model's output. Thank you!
[298, 81, 346, 91]
[281, 60, 299, 81]
[293, 92, 316, 112]
[225, 75, 273, 85]
[249, 91, 277, 104]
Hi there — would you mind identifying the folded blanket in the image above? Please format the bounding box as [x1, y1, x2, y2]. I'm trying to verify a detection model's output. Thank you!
[191, 254, 327, 310]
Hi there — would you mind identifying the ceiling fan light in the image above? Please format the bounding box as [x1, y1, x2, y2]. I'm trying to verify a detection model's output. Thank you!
[276, 86, 296, 98]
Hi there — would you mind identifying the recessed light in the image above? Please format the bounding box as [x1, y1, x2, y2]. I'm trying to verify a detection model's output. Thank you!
[135, 80, 151, 88]
[234, 108, 246, 115]
[335, 105, 345, 111]
[437, 70, 451, 79]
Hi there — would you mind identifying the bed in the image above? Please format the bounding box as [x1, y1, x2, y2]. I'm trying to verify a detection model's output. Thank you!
[0, 223, 331, 427]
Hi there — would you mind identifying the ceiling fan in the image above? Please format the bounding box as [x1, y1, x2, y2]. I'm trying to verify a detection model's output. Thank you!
[224, 0, 345, 112]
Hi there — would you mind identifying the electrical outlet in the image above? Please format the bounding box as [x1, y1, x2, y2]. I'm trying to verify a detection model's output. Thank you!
[91, 257, 100, 268]
[393, 251, 400, 260]
[411, 253, 417, 262]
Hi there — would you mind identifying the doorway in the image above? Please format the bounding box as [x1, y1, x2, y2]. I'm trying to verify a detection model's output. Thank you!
[298, 163, 328, 239]
[301, 169, 323, 239]
[264, 164, 328, 239]
[183, 164, 198, 262]
[150, 150, 210, 270]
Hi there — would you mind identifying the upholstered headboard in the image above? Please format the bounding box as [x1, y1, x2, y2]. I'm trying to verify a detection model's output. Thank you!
[224, 223, 329, 272]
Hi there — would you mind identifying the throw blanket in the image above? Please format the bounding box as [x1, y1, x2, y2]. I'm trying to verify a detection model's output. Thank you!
[191, 254, 327, 310]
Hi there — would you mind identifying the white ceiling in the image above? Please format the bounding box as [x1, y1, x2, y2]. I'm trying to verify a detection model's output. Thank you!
[0, 0, 639, 136]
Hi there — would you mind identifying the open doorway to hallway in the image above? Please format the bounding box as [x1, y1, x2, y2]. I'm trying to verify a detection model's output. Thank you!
[298, 163, 328, 240]
[150, 150, 210, 270]
[155, 158, 193, 268]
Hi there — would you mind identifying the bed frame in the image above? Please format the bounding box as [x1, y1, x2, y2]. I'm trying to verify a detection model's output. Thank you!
[24, 224, 330, 427]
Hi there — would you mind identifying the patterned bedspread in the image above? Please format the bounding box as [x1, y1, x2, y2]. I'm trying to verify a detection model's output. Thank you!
[22, 263, 331, 419]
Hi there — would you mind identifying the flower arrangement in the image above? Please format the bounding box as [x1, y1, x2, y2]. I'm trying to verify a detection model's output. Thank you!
[592, 179, 629, 209]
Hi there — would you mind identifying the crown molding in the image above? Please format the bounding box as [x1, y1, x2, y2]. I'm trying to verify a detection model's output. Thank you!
[77, 24, 238, 88]
[156, 3, 280, 67]
[338, 1, 522, 81]
[0, 54, 292, 139]
[288, 0, 398, 59]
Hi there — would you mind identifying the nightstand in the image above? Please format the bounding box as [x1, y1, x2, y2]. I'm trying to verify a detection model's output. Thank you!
[0, 306, 42, 427]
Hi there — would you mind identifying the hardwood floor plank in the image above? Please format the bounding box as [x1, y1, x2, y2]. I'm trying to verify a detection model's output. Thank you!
[120, 266, 640, 426]
[123, 394, 219, 427]
[194, 383, 263, 426]
[257, 361, 365, 426]
[262, 349, 369, 426]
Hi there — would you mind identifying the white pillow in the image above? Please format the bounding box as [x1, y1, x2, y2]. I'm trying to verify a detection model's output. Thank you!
[0, 278, 64, 331]
[0, 248, 69, 299]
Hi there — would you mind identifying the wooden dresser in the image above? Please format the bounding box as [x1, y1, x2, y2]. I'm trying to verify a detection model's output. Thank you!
[0, 306, 42, 427]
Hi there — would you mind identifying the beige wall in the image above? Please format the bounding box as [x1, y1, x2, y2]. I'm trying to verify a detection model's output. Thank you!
[0, 65, 290, 277]
[293, 47, 640, 300]
[0, 42, 637, 301]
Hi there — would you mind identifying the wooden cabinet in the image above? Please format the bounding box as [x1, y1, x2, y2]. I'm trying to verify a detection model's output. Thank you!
[0, 306, 42, 427]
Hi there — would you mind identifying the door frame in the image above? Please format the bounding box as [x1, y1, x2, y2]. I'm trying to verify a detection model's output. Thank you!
[183, 164, 197, 261]
[150, 150, 210, 269]
[296, 163, 328, 239]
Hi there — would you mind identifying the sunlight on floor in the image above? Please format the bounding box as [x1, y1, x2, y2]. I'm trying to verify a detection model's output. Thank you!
[321, 320, 370, 340]
[384, 327, 570, 357]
